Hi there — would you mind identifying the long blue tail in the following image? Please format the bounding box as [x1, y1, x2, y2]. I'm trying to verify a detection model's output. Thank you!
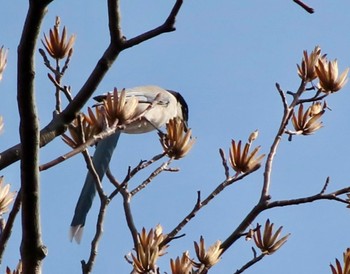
[70, 132, 121, 243]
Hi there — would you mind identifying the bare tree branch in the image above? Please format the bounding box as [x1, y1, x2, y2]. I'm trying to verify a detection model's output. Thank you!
[81, 195, 109, 274]
[40, 100, 157, 171]
[234, 252, 265, 274]
[18, 1, 52, 272]
[220, 80, 307, 253]
[121, 0, 183, 50]
[81, 187, 109, 274]
[130, 158, 174, 196]
[5, 1, 343, 273]
[319, 176, 330, 195]
[39, 124, 119, 171]
[219, 148, 230, 179]
[293, 0, 314, 14]
[0, 0, 185, 171]
[80, 138, 108, 274]
[123, 153, 166, 184]
[220, 182, 350, 254]
[121, 187, 139, 250]
[0, 190, 22, 263]
[163, 171, 253, 247]
[267, 186, 350, 209]
[260, 80, 308, 202]
[275, 83, 288, 111]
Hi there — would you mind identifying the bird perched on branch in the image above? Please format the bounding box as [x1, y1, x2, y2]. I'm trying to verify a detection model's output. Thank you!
[70, 85, 189, 243]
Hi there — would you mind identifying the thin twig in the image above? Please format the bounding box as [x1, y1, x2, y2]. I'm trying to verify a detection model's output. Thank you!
[47, 73, 73, 102]
[38, 48, 56, 74]
[234, 252, 265, 274]
[163, 171, 253, 246]
[130, 158, 174, 196]
[275, 83, 288, 110]
[81, 149, 106, 199]
[105, 169, 139, 249]
[267, 186, 350, 209]
[123, 153, 166, 184]
[320, 177, 330, 194]
[82, 195, 109, 274]
[260, 80, 306, 202]
[39, 47, 70, 113]
[121, 0, 184, 49]
[297, 93, 328, 104]
[161, 191, 201, 247]
[121, 187, 139, 249]
[54, 59, 62, 113]
[108, 153, 166, 200]
[293, 0, 314, 14]
[40, 106, 153, 171]
[39, 124, 117, 171]
[105, 153, 172, 250]
[201, 170, 255, 209]
[219, 148, 230, 179]
[221, 80, 308, 253]
[0, 190, 22, 263]
[62, 86, 73, 103]
[284, 129, 301, 141]
[61, 49, 73, 75]
[81, 138, 109, 273]
[106, 168, 124, 200]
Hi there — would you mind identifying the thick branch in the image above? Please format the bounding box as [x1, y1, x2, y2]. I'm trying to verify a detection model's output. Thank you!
[18, 1, 50, 273]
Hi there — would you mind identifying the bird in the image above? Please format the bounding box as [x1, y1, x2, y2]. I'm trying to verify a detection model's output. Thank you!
[70, 85, 189, 243]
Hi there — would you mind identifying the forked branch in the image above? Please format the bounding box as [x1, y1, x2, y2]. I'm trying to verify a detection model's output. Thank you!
[0, 0, 185, 171]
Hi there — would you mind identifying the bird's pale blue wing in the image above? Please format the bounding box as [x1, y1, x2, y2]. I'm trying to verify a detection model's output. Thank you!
[94, 85, 171, 106]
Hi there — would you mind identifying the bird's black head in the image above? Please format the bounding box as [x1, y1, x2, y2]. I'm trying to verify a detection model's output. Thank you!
[167, 90, 189, 128]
